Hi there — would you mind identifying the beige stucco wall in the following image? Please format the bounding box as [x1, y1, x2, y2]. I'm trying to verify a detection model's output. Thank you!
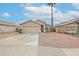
[55, 25, 65, 33]
[23, 26, 41, 33]
[35, 21, 46, 32]
[21, 21, 40, 27]
[21, 21, 41, 33]
[65, 23, 78, 31]
[0, 25, 16, 33]
[55, 22, 78, 33]
[45, 25, 50, 32]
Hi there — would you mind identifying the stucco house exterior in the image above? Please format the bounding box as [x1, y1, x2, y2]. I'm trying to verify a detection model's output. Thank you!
[20, 20, 50, 33]
[35, 20, 51, 32]
[55, 19, 79, 34]
[0, 20, 19, 33]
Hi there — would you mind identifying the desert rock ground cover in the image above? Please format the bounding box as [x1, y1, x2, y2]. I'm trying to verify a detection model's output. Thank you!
[39, 32, 79, 48]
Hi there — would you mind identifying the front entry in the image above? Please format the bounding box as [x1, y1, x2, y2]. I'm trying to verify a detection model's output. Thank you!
[41, 25, 44, 32]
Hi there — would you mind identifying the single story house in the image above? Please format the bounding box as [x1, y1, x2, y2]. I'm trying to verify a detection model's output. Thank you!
[20, 20, 50, 33]
[35, 20, 51, 32]
[55, 19, 79, 34]
[0, 20, 19, 33]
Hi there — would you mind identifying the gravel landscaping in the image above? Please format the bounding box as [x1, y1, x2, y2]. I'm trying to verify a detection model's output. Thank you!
[0, 32, 18, 39]
[39, 32, 79, 48]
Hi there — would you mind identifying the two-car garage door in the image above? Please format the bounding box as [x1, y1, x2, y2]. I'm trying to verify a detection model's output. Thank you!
[23, 26, 41, 33]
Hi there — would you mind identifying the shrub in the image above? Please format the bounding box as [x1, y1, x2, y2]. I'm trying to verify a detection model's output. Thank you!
[16, 28, 22, 34]
[50, 28, 56, 32]
[65, 31, 76, 34]
[75, 30, 79, 36]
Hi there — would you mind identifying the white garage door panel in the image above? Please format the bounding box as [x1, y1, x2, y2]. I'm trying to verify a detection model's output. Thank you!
[23, 26, 40, 33]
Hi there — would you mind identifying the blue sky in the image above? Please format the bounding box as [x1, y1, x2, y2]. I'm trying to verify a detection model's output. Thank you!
[0, 3, 79, 25]
[53, 3, 79, 24]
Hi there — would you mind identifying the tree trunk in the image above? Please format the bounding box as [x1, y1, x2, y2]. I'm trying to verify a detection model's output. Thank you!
[51, 5, 54, 32]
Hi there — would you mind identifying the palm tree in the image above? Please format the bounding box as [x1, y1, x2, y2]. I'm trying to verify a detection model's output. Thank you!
[48, 3, 55, 32]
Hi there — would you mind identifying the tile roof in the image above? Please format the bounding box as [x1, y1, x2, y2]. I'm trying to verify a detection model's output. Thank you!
[20, 19, 50, 25]
[0, 20, 19, 27]
[55, 18, 79, 27]
[36, 20, 47, 24]
[20, 20, 42, 25]
[36, 20, 51, 26]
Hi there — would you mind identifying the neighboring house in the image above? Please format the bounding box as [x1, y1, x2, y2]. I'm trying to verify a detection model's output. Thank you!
[0, 20, 19, 33]
[35, 20, 51, 32]
[55, 19, 79, 33]
[20, 20, 50, 33]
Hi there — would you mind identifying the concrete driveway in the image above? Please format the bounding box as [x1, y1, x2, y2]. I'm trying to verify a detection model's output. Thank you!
[0, 33, 38, 46]
[0, 33, 39, 56]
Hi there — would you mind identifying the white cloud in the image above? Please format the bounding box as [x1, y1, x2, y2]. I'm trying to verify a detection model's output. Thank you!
[23, 6, 51, 19]
[20, 3, 32, 7]
[66, 11, 79, 17]
[19, 5, 52, 24]
[0, 12, 11, 17]
[53, 7, 79, 24]
[53, 7, 66, 23]
[72, 3, 79, 9]
[53, 7, 64, 20]
[25, 6, 51, 13]
[22, 4, 79, 25]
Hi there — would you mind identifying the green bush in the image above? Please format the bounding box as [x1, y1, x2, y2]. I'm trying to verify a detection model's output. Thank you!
[76, 30, 79, 36]
[50, 28, 55, 32]
[16, 28, 22, 34]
